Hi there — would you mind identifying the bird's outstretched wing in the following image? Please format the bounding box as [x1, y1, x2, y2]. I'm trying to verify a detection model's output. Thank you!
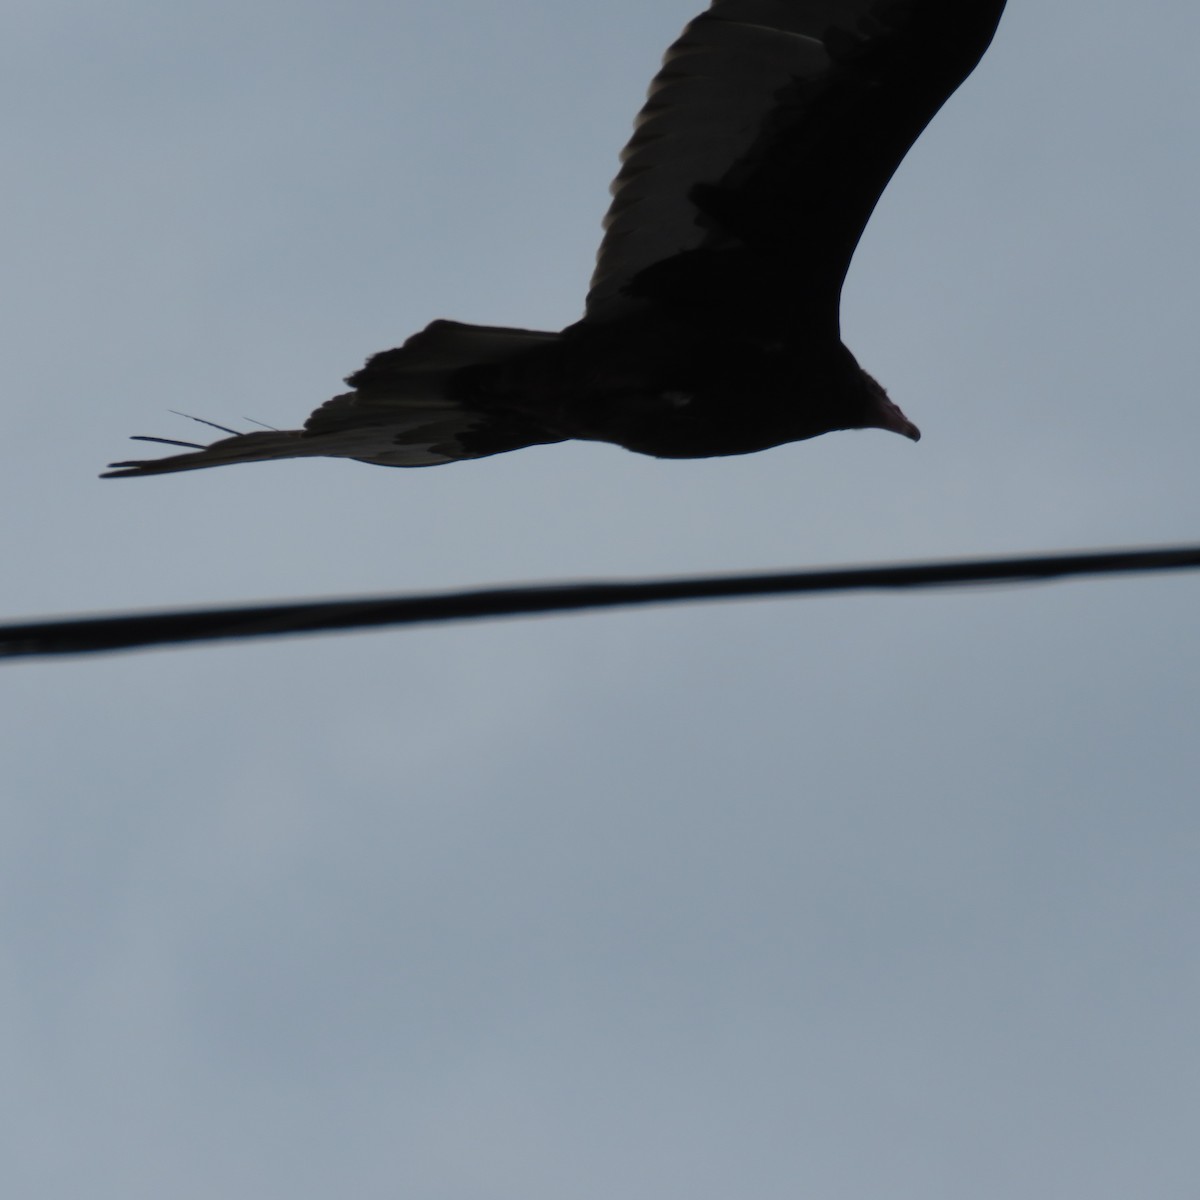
[102, 321, 564, 477]
[586, 0, 1008, 322]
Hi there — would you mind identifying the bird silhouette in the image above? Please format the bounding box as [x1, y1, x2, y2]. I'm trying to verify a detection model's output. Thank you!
[104, 0, 1007, 479]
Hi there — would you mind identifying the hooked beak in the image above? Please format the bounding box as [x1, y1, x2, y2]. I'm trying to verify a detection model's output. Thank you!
[873, 395, 921, 442]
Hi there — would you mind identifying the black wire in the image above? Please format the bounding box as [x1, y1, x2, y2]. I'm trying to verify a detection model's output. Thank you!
[3, 544, 1198, 661]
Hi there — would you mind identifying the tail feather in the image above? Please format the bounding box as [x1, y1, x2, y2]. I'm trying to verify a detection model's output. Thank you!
[103, 319, 562, 478]
[103, 430, 310, 477]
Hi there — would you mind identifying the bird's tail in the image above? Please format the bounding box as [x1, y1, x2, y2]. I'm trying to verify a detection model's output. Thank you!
[102, 320, 562, 478]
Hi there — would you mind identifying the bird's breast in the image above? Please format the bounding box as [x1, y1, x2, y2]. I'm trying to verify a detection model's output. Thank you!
[464, 320, 850, 460]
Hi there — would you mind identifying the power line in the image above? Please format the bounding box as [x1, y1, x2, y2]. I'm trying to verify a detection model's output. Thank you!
[3, 543, 1198, 662]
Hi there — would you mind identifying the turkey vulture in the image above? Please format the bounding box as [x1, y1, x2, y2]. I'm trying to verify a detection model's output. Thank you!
[104, 0, 1008, 478]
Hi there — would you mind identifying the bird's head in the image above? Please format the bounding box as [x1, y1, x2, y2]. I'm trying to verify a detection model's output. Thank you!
[856, 367, 921, 442]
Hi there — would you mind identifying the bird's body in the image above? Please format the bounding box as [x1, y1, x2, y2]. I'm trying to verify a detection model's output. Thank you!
[453, 316, 910, 459]
[105, 0, 1007, 479]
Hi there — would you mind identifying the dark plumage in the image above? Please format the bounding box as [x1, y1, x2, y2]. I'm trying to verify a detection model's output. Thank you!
[104, 0, 1007, 479]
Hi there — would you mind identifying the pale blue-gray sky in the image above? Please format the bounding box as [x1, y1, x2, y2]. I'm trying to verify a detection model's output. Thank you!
[2, 3, 1198, 1197]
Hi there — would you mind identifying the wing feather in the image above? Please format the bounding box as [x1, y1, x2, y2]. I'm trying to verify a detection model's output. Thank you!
[103, 321, 565, 476]
[586, 0, 1007, 321]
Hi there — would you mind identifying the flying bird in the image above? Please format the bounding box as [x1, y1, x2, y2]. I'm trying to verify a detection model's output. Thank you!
[104, 0, 1008, 478]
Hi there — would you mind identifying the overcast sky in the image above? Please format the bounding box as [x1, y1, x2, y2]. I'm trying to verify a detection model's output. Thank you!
[2, 2, 1198, 1197]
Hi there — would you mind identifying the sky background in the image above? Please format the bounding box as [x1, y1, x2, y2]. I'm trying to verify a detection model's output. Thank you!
[2, 1, 1198, 1196]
